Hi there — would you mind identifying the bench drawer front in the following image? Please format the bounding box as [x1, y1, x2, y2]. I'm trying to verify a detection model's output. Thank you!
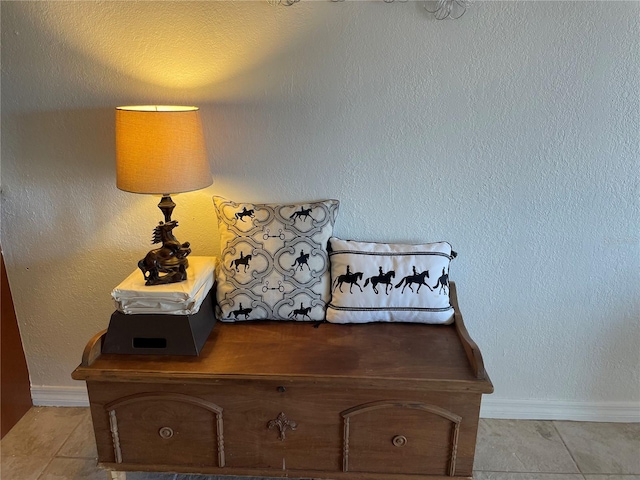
[88, 382, 479, 477]
[212, 383, 342, 472]
[342, 401, 462, 476]
[105, 392, 224, 468]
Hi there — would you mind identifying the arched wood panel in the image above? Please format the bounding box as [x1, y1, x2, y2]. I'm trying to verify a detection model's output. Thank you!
[341, 400, 461, 476]
[105, 392, 224, 468]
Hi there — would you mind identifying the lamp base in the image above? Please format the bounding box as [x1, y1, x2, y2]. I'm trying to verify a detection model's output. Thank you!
[158, 195, 176, 223]
[138, 197, 191, 286]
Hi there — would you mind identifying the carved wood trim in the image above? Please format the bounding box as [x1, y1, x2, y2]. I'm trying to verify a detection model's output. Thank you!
[267, 412, 297, 441]
[105, 392, 225, 467]
[343, 416, 350, 472]
[340, 400, 462, 475]
[449, 419, 461, 476]
[105, 392, 222, 413]
[341, 400, 462, 423]
[216, 407, 225, 468]
[108, 409, 122, 464]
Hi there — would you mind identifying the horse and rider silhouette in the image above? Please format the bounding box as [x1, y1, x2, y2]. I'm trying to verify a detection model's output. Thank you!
[235, 207, 255, 222]
[432, 267, 449, 294]
[333, 265, 364, 294]
[364, 267, 396, 295]
[230, 251, 252, 272]
[228, 303, 252, 319]
[289, 206, 313, 222]
[291, 250, 310, 271]
[288, 303, 312, 320]
[395, 266, 432, 293]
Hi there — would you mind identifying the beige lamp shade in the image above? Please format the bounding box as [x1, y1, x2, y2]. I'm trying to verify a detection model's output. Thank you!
[115, 106, 212, 195]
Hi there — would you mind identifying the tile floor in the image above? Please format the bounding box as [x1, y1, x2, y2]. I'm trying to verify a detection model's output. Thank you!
[1, 407, 638, 480]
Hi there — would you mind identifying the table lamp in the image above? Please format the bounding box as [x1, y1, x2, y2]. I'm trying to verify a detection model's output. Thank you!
[115, 105, 212, 286]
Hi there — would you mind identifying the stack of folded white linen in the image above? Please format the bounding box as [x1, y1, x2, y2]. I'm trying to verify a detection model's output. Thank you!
[112, 256, 217, 315]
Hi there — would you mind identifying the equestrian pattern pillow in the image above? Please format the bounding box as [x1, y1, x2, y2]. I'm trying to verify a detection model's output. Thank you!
[213, 196, 340, 321]
[326, 238, 456, 324]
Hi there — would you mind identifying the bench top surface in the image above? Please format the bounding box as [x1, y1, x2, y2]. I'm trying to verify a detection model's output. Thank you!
[73, 320, 493, 392]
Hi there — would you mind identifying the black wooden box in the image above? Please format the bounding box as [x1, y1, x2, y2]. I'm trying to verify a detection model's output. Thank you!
[102, 289, 216, 356]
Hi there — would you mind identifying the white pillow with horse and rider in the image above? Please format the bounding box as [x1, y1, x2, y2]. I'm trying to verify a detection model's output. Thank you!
[326, 237, 455, 324]
[213, 196, 340, 322]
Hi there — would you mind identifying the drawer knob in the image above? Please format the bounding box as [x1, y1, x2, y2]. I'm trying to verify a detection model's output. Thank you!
[158, 427, 174, 439]
[277, 386, 286, 393]
[392, 435, 407, 447]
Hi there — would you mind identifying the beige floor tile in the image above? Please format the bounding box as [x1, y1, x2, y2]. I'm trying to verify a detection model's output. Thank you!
[0, 407, 86, 458]
[37, 457, 106, 480]
[0, 455, 51, 480]
[56, 409, 98, 459]
[554, 422, 640, 475]
[475, 419, 580, 473]
[474, 473, 585, 480]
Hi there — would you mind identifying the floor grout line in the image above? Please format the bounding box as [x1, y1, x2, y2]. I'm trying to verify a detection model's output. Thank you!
[551, 420, 584, 475]
[54, 454, 99, 460]
[51, 410, 86, 459]
[33, 455, 56, 480]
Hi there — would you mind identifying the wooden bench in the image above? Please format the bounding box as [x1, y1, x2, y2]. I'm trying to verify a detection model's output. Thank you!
[72, 282, 493, 480]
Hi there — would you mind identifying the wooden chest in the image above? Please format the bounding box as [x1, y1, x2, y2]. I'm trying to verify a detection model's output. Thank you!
[72, 283, 493, 480]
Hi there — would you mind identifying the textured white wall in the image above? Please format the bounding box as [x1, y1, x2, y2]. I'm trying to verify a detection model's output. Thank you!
[1, 1, 638, 414]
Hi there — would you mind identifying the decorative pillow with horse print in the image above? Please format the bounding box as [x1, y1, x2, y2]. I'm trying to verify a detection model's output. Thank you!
[326, 238, 456, 324]
[213, 196, 340, 322]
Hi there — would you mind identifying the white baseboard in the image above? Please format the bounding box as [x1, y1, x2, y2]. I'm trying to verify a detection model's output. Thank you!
[480, 397, 640, 423]
[31, 385, 89, 407]
[31, 386, 640, 423]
